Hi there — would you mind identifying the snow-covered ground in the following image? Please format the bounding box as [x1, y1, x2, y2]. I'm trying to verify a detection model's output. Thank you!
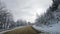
[0, 22, 60, 34]
[33, 22, 60, 34]
[0, 26, 26, 34]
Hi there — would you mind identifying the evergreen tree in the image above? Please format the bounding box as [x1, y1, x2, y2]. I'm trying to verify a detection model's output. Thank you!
[35, 0, 60, 26]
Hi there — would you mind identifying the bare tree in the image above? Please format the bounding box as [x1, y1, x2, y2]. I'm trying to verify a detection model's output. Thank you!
[16, 19, 27, 27]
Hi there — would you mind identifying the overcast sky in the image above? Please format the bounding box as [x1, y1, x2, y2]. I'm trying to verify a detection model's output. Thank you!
[1, 0, 52, 23]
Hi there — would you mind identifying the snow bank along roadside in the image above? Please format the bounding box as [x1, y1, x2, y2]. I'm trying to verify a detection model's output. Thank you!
[0, 26, 26, 34]
[32, 22, 60, 34]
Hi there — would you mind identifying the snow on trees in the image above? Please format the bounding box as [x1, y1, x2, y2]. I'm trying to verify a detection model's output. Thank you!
[35, 0, 60, 26]
[0, 1, 15, 29]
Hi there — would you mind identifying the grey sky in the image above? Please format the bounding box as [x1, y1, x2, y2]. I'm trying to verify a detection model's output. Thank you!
[2, 0, 52, 23]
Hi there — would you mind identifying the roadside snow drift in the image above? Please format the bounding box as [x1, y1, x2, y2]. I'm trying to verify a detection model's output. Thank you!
[33, 22, 60, 34]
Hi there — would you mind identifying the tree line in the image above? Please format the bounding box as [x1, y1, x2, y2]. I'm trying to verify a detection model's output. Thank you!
[0, 1, 34, 31]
